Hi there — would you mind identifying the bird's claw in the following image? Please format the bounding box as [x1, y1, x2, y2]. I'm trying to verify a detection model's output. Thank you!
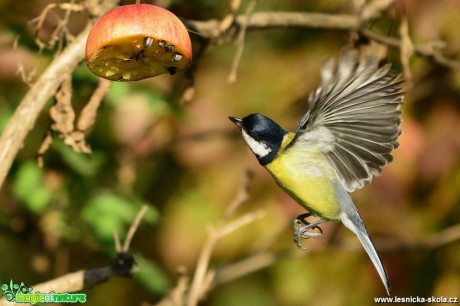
[293, 215, 325, 249]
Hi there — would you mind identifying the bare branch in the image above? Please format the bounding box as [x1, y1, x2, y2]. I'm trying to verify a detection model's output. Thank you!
[185, 210, 264, 306]
[0, 201, 151, 306]
[360, 28, 460, 70]
[113, 230, 122, 253]
[122, 205, 149, 252]
[0, 0, 119, 190]
[223, 169, 253, 219]
[188, 10, 460, 71]
[51, 73, 75, 135]
[213, 250, 289, 287]
[0, 253, 135, 306]
[187, 11, 460, 70]
[228, 0, 257, 83]
[154, 267, 189, 306]
[14, 36, 39, 85]
[360, 0, 396, 21]
[186, 12, 360, 39]
[0, 24, 91, 188]
[219, 210, 265, 239]
[218, 0, 242, 34]
[28, 1, 84, 50]
[77, 78, 111, 132]
[212, 222, 460, 288]
[184, 171, 261, 306]
[36, 132, 53, 167]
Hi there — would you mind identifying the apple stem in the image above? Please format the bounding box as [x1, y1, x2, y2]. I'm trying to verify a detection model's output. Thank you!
[136, 0, 141, 4]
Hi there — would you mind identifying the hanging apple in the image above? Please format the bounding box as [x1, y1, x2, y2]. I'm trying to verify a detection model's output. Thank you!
[85, 4, 192, 81]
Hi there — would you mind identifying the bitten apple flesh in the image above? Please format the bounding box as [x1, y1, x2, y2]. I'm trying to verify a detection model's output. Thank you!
[86, 4, 192, 81]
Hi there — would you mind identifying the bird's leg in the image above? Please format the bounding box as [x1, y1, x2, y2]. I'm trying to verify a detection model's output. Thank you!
[293, 213, 326, 249]
[294, 213, 324, 235]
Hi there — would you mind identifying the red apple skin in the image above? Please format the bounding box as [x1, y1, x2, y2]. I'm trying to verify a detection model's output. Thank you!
[86, 4, 192, 81]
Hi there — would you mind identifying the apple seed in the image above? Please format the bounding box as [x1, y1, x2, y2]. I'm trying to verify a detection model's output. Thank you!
[172, 53, 182, 62]
[143, 37, 154, 49]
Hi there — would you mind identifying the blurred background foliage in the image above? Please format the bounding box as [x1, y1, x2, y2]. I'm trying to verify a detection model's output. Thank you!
[0, 0, 460, 305]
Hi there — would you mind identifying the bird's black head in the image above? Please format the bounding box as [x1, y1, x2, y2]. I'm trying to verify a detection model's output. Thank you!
[229, 113, 288, 165]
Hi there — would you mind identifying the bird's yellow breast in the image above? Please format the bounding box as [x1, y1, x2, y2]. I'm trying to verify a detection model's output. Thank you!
[265, 134, 341, 220]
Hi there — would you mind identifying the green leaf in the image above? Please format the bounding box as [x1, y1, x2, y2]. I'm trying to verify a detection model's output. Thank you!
[12, 162, 52, 213]
[82, 192, 159, 244]
[133, 254, 170, 295]
[52, 141, 105, 177]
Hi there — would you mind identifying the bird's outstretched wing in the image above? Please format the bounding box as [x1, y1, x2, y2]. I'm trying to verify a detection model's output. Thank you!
[289, 49, 404, 192]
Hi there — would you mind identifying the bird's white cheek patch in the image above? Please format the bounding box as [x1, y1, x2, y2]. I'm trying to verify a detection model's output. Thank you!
[241, 130, 271, 158]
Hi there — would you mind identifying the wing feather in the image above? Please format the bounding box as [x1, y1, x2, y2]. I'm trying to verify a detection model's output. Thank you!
[290, 49, 404, 192]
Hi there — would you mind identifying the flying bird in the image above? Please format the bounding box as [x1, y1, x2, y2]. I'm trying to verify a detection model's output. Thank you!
[229, 49, 404, 295]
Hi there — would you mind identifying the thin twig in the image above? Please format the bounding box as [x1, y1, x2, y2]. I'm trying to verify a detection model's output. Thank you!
[186, 211, 265, 306]
[186, 227, 218, 306]
[360, 0, 396, 21]
[187, 10, 460, 70]
[185, 210, 265, 306]
[218, 0, 242, 34]
[50, 73, 75, 135]
[185, 12, 360, 39]
[185, 172, 260, 306]
[113, 230, 122, 253]
[0, 24, 91, 189]
[122, 205, 149, 252]
[36, 131, 53, 167]
[154, 267, 189, 306]
[48, 71, 94, 154]
[28, 2, 84, 50]
[213, 250, 289, 288]
[51, 0, 78, 51]
[223, 169, 253, 219]
[219, 210, 265, 239]
[77, 78, 111, 132]
[0, 0, 119, 190]
[211, 222, 460, 289]
[360, 28, 460, 70]
[14, 36, 39, 85]
[228, 0, 256, 83]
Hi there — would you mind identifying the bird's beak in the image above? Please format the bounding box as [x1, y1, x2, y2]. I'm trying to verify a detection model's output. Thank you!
[229, 116, 243, 127]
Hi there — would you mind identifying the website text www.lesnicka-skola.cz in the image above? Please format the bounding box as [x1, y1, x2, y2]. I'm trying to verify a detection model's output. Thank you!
[374, 296, 459, 304]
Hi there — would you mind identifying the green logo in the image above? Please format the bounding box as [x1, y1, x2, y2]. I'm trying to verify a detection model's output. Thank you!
[1, 280, 86, 304]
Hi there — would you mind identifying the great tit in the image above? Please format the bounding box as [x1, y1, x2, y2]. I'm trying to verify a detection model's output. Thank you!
[229, 49, 403, 295]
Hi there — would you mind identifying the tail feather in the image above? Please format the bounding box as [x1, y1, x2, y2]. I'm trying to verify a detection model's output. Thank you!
[353, 221, 391, 295]
[341, 210, 391, 296]
[334, 181, 391, 295]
